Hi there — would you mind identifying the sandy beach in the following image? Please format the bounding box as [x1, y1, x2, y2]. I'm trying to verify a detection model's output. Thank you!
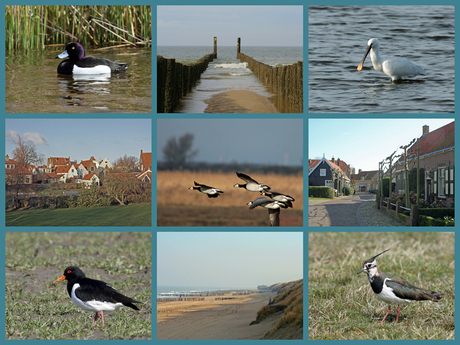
[157, 291, 278, 340]
[204, 90, 279, 113]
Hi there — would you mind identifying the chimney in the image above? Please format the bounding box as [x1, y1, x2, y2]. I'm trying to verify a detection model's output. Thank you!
[422, 125, 429, 135]
[337, 158, 341, 168]
[331, 156, 335, 163]
[5, 155, 9, 161]
[359, 169, 362, 174]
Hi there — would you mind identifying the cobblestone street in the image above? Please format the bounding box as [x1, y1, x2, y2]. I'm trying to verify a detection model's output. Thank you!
[308, 193, 404, 227]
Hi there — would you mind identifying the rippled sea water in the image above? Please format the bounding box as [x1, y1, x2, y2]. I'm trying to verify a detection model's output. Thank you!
[308, 6, 454, 113]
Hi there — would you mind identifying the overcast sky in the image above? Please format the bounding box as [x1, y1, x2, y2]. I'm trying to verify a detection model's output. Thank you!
[157, 119, 303, 166]
[5, 119, 151, 164]
[157, 6, 303, 46]
[157, 232, 303, 289]
[309, 118, 454, 172]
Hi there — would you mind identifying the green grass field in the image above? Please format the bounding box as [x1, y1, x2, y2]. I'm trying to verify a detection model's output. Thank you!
[5, 232, 152, 340]
[309, 232, 455, 340]
[5, 204, 151, 227]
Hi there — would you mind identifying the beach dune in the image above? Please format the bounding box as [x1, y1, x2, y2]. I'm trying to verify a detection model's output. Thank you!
[204, 90, 279, 113]
[157, 291, 278, 340]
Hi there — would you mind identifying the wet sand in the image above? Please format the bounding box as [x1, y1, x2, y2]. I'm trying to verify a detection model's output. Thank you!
[204, 90, 279, 113]
[157, 291, 278, 340]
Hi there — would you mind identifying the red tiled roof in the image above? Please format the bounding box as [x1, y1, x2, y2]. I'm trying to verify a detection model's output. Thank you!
[49, 157, 70, 165]
[82, 173, 97, 181]
[398, 121, 455, 162]
[141, 152, 152, 171]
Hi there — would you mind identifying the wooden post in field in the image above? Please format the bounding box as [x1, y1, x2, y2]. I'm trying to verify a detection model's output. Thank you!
[237, 37, 241, 55]
[268, 209, 280, 226]
[214, 37, 217, 58]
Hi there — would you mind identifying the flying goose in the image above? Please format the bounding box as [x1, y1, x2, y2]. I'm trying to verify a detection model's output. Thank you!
[189, 181, 224, 198]
[261, 191, 294, 208]
[246, 197, 287, 210]
[234, 172, 270, 192]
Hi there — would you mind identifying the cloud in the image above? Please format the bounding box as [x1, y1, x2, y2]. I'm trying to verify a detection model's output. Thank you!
[22, 132, 49, 146]
[5, 130, 48, 146]
[5, 130, 21, 144]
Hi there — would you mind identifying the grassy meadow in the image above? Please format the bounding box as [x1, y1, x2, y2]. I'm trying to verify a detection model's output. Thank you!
[309, 232, 455, 340]
[5, 232, 152, 340]
[157, 170, 303, 226]
[6, 204, 151, 227]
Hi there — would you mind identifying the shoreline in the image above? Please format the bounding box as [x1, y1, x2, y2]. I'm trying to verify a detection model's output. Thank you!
[204, 90, 279, 113]
[157, 291, 278, 340]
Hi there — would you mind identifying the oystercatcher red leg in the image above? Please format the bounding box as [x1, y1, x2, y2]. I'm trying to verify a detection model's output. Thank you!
[380, 306, 391, 324]
[395, 305, 400, 324]
[93, 312, 99, 327]
[100, 311, 105, 329]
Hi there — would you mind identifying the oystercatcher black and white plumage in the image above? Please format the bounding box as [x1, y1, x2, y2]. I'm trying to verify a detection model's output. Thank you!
[54, 266, 141, 329]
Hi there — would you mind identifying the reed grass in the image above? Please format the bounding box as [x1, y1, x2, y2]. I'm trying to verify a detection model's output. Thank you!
[5, 5, 151, 53]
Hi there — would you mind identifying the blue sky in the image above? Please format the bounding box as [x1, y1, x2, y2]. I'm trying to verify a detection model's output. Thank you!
[5, 119, 151, 164]
[309, 118, 454, 172]
[157, 119, 303, 166]
[157, 6, 303, 47]
[157, 232, 303, 289]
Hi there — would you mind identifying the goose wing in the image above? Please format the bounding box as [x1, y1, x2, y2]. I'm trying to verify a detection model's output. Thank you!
[236, 172, 259, 184]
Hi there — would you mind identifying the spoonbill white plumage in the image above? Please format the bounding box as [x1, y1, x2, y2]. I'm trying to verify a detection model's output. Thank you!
[357, 38, 427, 82]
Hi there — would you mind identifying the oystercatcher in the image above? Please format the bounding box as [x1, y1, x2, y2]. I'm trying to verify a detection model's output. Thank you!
[54, 266, 141, 329]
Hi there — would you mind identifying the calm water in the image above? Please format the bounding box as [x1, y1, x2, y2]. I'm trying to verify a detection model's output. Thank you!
[157, 46, 303, 113]
[5, 46, 152, 113]
[309, 6, 454, 113]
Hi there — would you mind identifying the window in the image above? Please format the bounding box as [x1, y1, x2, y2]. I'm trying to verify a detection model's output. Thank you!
[320, 169, 326, 177]
[438, 168, 446, 197]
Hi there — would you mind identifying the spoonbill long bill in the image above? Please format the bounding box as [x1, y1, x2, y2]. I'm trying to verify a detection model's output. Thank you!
[357, 38, 427, 82]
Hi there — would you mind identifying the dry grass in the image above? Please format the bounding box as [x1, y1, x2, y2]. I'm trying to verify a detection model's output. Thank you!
[157, 170, 303, 209]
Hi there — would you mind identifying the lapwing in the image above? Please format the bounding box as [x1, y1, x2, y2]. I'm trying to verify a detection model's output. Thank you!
[54, 266, 141, 329]
[189, 181, 224, 198]
[261, 191, 295, 208]
[234, 172, 270, 192]
[357, 249, 443, 324]
[246, 197, 287, 210]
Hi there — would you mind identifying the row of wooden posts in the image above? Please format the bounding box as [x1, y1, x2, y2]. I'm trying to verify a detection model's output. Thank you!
[157, 37, 303, 113]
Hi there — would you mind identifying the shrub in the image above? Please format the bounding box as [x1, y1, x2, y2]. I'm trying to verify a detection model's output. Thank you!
[309, 186, 334, 199]
[343, 186, 354, 196]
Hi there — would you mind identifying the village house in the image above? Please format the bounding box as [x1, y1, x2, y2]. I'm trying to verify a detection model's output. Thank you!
[80, 173, 100, 188]
[47, 157, 70, 169]
[393, 122, 454, 206]
[309, 155, 351, 194]
[5, 155, 34, 185]
[351, 169, 380, 192]
[137, 150, 152, 182]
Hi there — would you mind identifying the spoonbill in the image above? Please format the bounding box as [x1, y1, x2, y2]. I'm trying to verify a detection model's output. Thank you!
[357, 38, 427, 81]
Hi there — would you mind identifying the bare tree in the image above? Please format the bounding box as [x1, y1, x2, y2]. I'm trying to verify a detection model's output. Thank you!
[102, 171, 141, 205]
[162, 133, 198, 168]
[112, 155, 139, 173]
[12, 137, 44, 168]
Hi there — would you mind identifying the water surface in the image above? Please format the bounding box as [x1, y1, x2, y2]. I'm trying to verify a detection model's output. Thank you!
[309, 6, 454, 113]
[6, 46, 152, 113]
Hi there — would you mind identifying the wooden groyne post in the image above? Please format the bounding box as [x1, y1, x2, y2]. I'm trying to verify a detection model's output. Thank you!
[157, 37, 217, 113]
[236, 38, 303, 113]
[237, 37, 241, 55]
